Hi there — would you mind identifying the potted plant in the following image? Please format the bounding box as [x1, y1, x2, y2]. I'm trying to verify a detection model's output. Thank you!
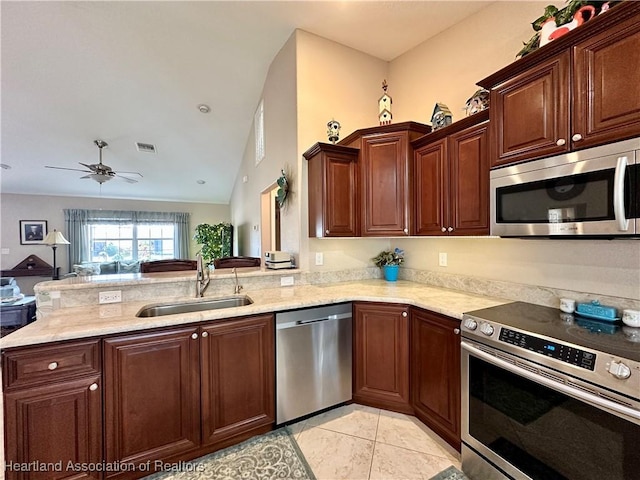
[193, 222, 233, 265]
[372, 248, 404, 282]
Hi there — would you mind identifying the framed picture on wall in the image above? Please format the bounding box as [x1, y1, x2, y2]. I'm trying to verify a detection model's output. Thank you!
[20, 220, 48, 245]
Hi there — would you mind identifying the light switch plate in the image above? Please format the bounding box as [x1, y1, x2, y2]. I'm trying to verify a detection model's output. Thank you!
[280, 276, 294, 287]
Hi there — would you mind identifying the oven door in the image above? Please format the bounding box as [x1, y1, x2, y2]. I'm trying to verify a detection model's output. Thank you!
[490, 141, 638, 237]
[461, 339, 640, 480]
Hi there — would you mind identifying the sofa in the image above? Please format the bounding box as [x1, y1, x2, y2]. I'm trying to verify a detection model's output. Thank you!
[72, 261, 140, 276]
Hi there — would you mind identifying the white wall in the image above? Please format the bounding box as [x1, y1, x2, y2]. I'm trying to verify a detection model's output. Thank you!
[0, 193, 229, 293]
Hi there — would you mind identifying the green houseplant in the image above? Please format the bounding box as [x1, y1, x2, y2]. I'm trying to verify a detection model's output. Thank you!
[372, 248, 404, 282]
[193, 222, 233, 265]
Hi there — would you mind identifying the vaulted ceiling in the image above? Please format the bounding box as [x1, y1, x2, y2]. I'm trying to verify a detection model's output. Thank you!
[1, 1, 491, 203]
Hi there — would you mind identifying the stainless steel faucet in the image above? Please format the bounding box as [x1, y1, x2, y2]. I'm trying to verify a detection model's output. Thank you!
[196, 254, 210, 298]
[232, 267, 243, 294]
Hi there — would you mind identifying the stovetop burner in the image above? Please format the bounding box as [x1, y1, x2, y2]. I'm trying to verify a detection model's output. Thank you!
[464, 301, 640, 363]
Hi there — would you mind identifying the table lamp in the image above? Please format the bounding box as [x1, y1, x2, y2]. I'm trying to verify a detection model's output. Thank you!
[44, 229, 70, 280]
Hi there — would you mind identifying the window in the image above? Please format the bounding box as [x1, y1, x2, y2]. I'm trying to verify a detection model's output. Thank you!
[255, 99, 265, 165]
[88, 223, 175, 262]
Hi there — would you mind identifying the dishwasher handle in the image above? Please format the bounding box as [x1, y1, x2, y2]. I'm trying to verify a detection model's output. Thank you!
[276, 312, 352, 330]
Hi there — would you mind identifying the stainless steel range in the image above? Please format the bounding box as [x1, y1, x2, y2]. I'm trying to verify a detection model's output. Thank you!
[460, 302, 640, 480]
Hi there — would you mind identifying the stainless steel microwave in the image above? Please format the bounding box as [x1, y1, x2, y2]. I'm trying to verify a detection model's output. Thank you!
[490, 138, 640, 237]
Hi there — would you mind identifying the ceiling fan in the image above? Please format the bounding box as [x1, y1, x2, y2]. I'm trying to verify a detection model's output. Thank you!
[45, 140, 143, 184]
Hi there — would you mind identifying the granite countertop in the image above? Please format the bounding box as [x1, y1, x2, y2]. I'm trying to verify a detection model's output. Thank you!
[0, 279, 510, 349]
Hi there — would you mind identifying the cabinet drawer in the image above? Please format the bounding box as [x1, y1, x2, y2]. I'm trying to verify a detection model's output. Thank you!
[3, 339, 101, 390]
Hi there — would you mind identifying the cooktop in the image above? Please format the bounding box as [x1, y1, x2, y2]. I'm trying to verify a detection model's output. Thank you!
[463, 301, 640, 363]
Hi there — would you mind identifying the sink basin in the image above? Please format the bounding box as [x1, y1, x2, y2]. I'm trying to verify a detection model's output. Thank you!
[135, 296, 253, 317]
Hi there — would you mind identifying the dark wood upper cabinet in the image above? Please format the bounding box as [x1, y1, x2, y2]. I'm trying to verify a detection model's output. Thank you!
[479, 2, 640, 168]
[104, 327, 201, 476]
[200, 314, 275, 446]
[411, 308, 461, 451]
[353, 302, 412, 413]
[304, 142, 360, 237]
[413, 111, 489, 236]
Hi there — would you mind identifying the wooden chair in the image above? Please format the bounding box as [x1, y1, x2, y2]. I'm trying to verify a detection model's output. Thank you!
[213, 256, 261, 269]
[139, 259, 197, 273]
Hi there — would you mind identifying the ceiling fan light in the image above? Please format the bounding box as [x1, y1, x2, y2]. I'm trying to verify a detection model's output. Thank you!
[90, 173, 113, 184]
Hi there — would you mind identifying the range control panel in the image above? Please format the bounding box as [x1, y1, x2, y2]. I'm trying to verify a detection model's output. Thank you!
[499, 328, 596, 371]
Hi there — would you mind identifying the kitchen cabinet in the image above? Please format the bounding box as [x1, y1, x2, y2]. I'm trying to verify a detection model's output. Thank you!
[340, 122, 431, 237]
[103, 314, 274, 478]
[413, 111, 489, 236]
[479, 2, 640, 168]
[3, 340, 103, 480]
[353, 302, 411, 413]
[304, 142, 360, 237]
[410, 308, 461, 451]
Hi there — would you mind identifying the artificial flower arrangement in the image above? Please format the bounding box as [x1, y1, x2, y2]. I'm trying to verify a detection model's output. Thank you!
[372, 248, 405, 268]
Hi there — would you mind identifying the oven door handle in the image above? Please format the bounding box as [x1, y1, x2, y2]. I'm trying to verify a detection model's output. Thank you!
[613, 155, 629, 232]
[462, 341, 640, 423]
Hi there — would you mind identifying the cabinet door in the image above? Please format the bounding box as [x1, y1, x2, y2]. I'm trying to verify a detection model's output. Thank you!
[361, 133, 410, 236]
[4, 375, 102, 480]
[411, 309, 461, 451]
[449, 122, 490, 235]
[104, 327, 200, 472]
[353, 302, 411, 413]
[201, 314, 275, 446]
[573, 13, 640, 149]
[490, 52, 570, 168]
[414, 138, 448, 236]
[324, 151, 359, 237]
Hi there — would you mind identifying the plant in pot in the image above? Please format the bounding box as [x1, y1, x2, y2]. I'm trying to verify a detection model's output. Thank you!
[372, 248, 404, 282]
[193, 222, 233, 266]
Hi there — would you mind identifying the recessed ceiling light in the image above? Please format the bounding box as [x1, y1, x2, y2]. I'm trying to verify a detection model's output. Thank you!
[198, 104, 211, 114]
[196, 179, 206, 185]
[0, 164, 11, 169]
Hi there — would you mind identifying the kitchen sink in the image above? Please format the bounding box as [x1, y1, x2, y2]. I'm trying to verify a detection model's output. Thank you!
[135, 295, 253, 317]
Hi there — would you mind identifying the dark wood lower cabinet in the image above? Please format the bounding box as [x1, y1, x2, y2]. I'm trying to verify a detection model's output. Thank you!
[201, 315, 275, 446]
[353, 302, 412, 413]
[411, 308, 461, 451]
[4, 375, 103, 480]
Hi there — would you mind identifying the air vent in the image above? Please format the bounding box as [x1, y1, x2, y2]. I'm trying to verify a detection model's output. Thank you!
[135, 142, 156, 153]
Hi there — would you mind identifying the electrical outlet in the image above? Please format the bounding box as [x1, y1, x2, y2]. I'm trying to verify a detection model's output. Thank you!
[315, 252, 324, 266]
[438, 252, 448, 267]
[280, 276, 294, 287]
[1, 248, 9, 255]
[99, 290, 122, 304]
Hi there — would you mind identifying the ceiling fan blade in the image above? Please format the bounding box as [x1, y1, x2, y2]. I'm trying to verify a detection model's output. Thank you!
[115, 174, 139, 184]
[46, 165, 91, 173]
[79, 162, 98, 172]
[116, 171, 143, 178]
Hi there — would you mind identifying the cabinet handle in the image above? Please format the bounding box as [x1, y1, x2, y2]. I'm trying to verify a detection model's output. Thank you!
[191, 333, 198, 339]
[402, 312, 408, 317]
[454, 328, 460, 335]
[572, 133, 583, 142]
[48, 362, 58, 371]
[89, 383, 98, 391]
[556, 138, 566, 146]
[201, 331, 209, 338]
[441, 227, 447, 232]
[447, 226, 454, 232]
[403, 228, 408, 234]
[325, 230, 330, 235]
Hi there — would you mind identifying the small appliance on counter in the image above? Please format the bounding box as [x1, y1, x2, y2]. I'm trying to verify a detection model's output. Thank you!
[265, 251, 294, 270]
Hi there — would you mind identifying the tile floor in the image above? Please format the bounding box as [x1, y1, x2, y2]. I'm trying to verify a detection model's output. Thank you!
[291, 403, 461, 480]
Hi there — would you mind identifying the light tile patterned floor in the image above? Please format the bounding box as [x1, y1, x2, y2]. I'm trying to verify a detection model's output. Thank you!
[292, 404, 461, 480]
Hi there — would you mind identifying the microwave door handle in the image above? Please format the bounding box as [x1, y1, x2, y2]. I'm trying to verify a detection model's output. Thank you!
[613, 156, 629, 231]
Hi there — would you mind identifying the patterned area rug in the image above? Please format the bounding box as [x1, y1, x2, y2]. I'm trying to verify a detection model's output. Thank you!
[144, 428, 316, 480]
[429, 465, 470, 480]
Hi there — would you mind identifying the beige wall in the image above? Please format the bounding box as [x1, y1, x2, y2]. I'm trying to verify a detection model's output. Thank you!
[0, 193, 229, 294]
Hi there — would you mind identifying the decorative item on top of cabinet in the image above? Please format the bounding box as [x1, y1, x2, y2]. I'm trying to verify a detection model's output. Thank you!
[431, 103, 453, 131]
[412, 109, 490, 236]
[463, 88, 489, 117]
[304, 142, 360, 237]
[340, 122, 431, 237]
[378, 79, 392, 125]
[353, 302, 412, 414]
[479, 1, 640, 168]
[326, 119, 341, 144]
[411, 307, 461, 451]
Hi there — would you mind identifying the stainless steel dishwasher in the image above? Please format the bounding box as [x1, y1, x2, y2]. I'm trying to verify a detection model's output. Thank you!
[276, 302, 352, 424]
